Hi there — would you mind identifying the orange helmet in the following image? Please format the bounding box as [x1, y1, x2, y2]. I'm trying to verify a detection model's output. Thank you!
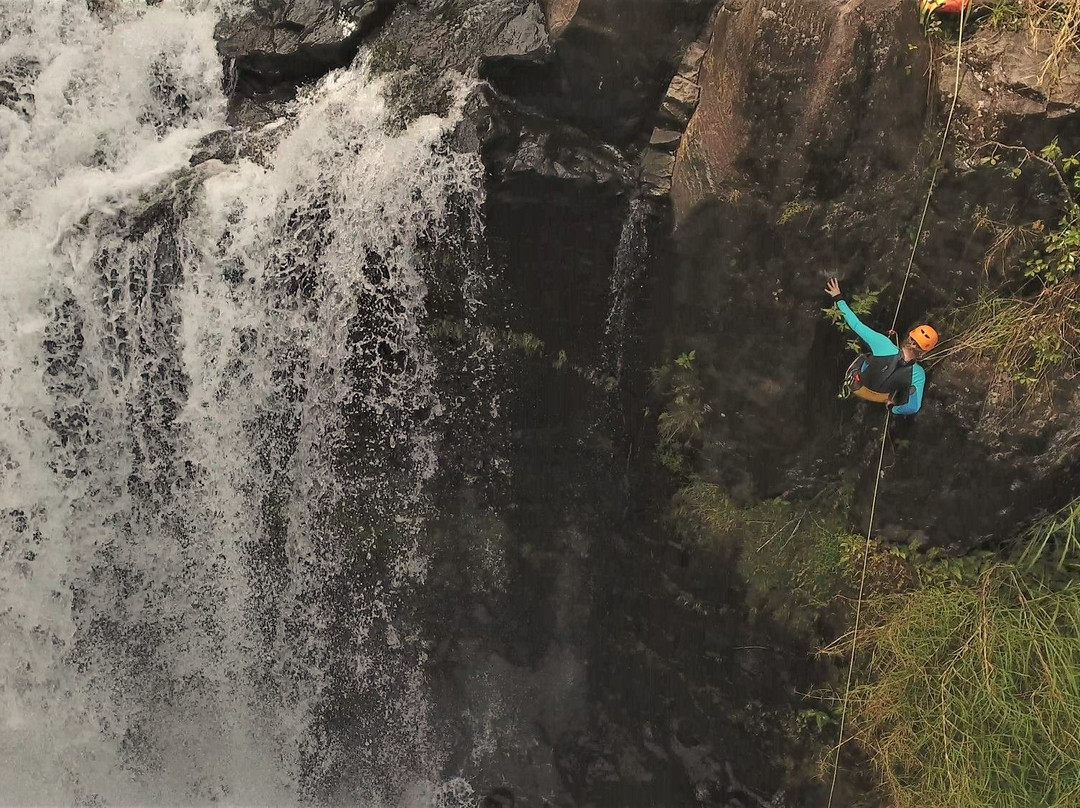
[919, 0, 970, 14]
[909, 324, 938, 352]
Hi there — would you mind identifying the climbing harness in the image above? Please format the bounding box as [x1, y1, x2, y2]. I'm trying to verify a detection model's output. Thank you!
[840, 355, 896, 404]
[838, 356, 860, 400]
[824, 4, 968, 806]
[840, 347, 922, 405]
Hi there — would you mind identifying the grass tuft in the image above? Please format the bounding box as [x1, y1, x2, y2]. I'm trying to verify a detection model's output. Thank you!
[651, 351, 712, 449]
[936, 280, 1080, 405]
[1020, 0, 1080, 87]
[979, 1, 1080, 87]
[1016, 495, 1080, 576]
[835, 565, 1080, 808]
[671, 482, 889, 619]
[943, 138, 1080, 407]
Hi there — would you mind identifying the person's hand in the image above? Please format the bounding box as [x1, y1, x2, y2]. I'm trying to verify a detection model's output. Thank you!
[825, 278, 842, 298]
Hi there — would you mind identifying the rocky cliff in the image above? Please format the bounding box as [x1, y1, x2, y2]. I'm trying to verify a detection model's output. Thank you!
[665, 0, 1080, 551]
[212, 0, 1080, 804]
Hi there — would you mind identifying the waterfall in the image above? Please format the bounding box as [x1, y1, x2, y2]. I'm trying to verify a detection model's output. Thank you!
[603, 197, 652, 383]
[0, 1, 484, 804]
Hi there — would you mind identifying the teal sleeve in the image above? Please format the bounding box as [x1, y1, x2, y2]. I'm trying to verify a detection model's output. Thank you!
[891, 364, 925, 415]
[835, 300, 897, 357]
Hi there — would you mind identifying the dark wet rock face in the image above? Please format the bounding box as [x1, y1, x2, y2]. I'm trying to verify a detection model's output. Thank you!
[216, 0, 396, 94]
[668, 0, 930, 501]
[955, 27, 1080, 139]
[0, 78, 33, 120]
[217, 0, 552, 126]
[208, 0, 1080, 803]
[206, 0, 846, 803]
[382, 0, 548, 72]
[215, 0, 399, 124]
[482, 0, 717, 147]
[188, 129, 237, 166]
[467, 89, 633, 191]
[0, 57, 38, 121]
[666, 0, 1080, 549]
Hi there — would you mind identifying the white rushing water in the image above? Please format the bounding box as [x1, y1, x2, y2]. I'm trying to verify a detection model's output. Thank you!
[0, 1, 483, 804]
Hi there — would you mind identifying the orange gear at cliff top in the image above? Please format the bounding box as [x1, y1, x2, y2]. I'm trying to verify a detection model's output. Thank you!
[919, 0, 971, 13]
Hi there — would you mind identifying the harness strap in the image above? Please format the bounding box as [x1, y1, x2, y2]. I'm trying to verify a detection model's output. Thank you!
[853, 387, 891, 404]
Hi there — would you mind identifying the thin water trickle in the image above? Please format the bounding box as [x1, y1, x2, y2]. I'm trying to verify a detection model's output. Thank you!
[603, 197, 651, 382]
[0, 1, 484, 804]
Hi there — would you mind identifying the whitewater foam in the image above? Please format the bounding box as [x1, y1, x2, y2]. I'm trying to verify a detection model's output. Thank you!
[0, 1, 483, 803]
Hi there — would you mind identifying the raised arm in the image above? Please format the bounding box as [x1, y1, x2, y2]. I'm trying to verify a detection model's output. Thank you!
[825, 279, 897, 357]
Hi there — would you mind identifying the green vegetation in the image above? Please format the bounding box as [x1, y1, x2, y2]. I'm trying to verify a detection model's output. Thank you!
[651, 344, 1080, 807]
[666, 479, 1080, 808]
[670, 471, 1080, 808]
[778, 196, 813, 225]
[667, 479, 996, 629]
[823, 287, 883, 353]
[985, 0, 1027, 31]
[672, 481, 868, 624]
[820, 495, 1080, 808]
[430, 316, 618, 390]
[430, 317, 549, 360]
[650, 351, 711, 473]
[944, 288, 1078, 394]
[1016, 495, 1080, 576]
[943, 140, 1080, 404]
[838, 565, 1080, 808]
[1026, 139, 1080, 283]
[927, 2, 1080, 87]
[653, 351, 711, 445]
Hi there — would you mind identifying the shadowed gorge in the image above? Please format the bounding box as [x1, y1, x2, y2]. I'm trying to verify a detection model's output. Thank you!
[2, 1, 1080, 806]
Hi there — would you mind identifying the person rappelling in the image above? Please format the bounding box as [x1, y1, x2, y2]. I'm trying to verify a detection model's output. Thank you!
[825, 278, 938, 415]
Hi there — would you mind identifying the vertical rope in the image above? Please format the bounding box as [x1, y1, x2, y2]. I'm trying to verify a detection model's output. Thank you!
[825, 7, 968, 805]
[825, 408, 890, 807]
[892, 4, 968, 333]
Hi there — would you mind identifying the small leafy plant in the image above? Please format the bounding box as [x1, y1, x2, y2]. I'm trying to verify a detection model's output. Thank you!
[778, 196, 813, 225]
[986, 0, 1026, 30]
[650, 351, 712, 474]
[823, 287, 884, 352]
[652, 350, 712, 447]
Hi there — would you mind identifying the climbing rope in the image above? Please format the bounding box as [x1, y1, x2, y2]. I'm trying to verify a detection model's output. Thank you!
[825, 6, 969, 806]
